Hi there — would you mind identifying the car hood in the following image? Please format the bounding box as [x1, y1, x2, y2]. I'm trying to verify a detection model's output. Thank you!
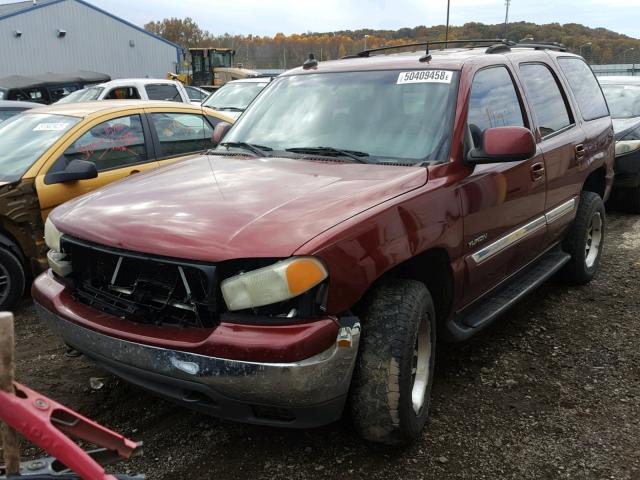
[51, 155, 427, 261]
[612, 117, 640, 140]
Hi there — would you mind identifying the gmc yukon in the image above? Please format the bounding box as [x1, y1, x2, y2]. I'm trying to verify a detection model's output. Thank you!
[34, 40, 614, 445]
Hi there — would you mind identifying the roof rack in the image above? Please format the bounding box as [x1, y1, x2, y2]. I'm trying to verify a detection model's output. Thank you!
[344, 39, 568, 61]
[349, 39, 510, 58]
[510, 42, 568, 52]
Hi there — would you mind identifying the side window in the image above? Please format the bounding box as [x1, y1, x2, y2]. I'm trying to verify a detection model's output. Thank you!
[519, 64, 572, 138]
[558, 58, 609, 121]
[105, 87, 140, 100]
[467, 66, 525, 148]
[63, 115, 147, 171]
[150, 113, 213, 158]
[146, 84, 182, 102]
[48, 85, 79, 103]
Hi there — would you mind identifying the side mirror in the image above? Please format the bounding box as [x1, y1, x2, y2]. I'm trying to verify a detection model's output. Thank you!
[211, 122, 232, 148]
[467, 126, 536, 164]
[45, 159, 98, 185]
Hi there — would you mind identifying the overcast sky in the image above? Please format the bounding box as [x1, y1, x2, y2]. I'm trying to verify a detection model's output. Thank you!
[90, 0, 639, 39]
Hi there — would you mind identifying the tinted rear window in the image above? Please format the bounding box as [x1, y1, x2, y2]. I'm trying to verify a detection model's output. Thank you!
[146, 84, 182, 102]
[558, 58, 609, 121]
[520, 63, 572, 137]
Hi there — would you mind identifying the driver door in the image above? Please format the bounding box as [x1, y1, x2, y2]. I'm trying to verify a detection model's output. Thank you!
[35, 113, 159, 218]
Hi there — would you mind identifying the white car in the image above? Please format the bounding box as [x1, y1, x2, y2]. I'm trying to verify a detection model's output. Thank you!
[201, 77, 272, 120]
[56, 79, 191, 104]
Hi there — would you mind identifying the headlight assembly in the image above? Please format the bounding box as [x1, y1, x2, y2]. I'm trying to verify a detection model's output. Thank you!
[44, 217, 62, 252]
[221, 257, 328, 311]
[44, 217, 72, 276]
[615, 139, 640, 156]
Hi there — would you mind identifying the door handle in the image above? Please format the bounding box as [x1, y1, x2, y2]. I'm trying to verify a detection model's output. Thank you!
[129, 169, 140, 175]
[530, 162, 545, 181]
[575, 144, 586, 160]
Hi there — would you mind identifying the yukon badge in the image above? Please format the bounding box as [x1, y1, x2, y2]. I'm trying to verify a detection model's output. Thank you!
[468, 233, 488, 248]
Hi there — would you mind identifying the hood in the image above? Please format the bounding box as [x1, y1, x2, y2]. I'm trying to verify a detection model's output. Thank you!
[612, 117, 640, 140]
[51, 155, 427, 262]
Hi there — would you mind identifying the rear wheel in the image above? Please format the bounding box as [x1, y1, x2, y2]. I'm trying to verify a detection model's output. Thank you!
[561, 191, 605, 284]
[350, 279, 436, 445]
[0, 248, 26, 309]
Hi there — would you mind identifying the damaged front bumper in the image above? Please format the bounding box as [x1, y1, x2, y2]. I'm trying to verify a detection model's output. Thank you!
[34, 300, 361, 429]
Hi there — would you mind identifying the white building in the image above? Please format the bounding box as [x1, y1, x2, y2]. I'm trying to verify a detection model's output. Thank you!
[0, 0, 182, 78]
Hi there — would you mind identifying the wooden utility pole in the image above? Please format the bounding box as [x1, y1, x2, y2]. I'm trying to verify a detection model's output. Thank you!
[0, 312, 20, 475]
[504, 0, 511, 39]
[445, 0, 451, 42]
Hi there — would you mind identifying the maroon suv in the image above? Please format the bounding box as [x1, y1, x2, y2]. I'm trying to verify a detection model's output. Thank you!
[34, 40, 614, 445]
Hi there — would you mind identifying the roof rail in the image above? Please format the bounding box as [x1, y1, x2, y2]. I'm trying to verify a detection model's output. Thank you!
[511, 42, 568, 52]
[351, 38, 510, 58]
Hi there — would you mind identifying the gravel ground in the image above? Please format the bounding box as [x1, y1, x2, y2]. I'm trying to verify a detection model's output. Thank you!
[5, 212, 640, 479]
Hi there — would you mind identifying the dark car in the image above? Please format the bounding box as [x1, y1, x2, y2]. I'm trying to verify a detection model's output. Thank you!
[35, 40, 614, 445]
[0, 71, 110, 105]
[599, 76, 640, 211]
[0, 100, 36, 123]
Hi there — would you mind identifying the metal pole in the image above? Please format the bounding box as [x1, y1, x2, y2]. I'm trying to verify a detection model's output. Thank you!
[504, 0, 511, 39]
[0, 312, 20, 475]
[445, 0, 450, 42]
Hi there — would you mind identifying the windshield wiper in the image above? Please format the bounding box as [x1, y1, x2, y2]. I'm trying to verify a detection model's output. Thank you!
[217, 106, 244, 112]
[285, 146, 372, 164]
[219, 141, 272, 157]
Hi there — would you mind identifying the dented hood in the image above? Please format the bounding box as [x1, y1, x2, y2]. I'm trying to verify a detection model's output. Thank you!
[51, 155, 427, 261]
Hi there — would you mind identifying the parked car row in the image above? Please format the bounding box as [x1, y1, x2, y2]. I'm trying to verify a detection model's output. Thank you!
[3, 39, 636, 445]
[598, 76, 640, 211]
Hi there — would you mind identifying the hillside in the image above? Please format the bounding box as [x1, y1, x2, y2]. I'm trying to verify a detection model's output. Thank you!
[145, 19, 640, 69]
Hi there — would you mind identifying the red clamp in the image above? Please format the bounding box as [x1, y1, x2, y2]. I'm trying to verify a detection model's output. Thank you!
[0, 382, 141, 479]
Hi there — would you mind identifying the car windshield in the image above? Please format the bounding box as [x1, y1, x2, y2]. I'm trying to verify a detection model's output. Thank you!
[0, 113, 80, 182]
[203, 82, 269, 111]
[601, 84, 640, 119]
[56, 87, 104, 104]
[221, 70, 458, 164]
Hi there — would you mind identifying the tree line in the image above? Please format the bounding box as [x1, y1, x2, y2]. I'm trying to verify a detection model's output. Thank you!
[144, 17, 640, 69]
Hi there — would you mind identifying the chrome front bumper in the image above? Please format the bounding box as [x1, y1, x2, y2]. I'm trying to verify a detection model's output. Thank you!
[36, 304, 361, 427]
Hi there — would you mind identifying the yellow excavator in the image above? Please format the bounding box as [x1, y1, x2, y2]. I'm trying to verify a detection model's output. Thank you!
[168, 48, 259, 91]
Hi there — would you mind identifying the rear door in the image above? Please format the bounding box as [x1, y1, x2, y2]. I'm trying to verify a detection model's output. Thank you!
[144, 107, 222, 166]
[35, 111, 159, 217]
[459, 65, 547, 305]
[517, 60, 586, 243]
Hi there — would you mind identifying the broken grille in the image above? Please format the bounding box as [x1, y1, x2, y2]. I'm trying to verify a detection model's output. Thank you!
[61, 236, 218, 328]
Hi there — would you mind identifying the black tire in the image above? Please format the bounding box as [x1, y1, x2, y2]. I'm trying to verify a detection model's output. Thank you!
[0, 247, 25, 310]
[561, 191, 605, 285]
[350, 279, 436, 445]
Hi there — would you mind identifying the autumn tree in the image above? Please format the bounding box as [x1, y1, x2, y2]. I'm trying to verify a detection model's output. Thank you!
[144, 17, 209, 48]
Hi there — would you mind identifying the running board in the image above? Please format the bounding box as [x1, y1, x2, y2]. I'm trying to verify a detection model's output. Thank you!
[446, 247, 571, 341]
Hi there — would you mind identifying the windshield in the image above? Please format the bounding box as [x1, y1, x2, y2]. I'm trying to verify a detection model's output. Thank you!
[56, 87, 104, 104]
[0, 113, 81, 182]
[203, 82, 268, 111]
[221, 70, 458, 163]
[602, 84, 640, 119]
[0, 110, 21, 123]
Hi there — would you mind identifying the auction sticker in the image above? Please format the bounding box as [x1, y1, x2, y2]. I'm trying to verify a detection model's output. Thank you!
[397, 70, 453, 84]
[33, 123, 69, 131]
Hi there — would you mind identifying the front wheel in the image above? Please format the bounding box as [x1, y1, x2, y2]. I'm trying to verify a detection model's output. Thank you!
[561, 191, 605, 285]
[350, 279, 436, 445]
[0, 248, 26, 309]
